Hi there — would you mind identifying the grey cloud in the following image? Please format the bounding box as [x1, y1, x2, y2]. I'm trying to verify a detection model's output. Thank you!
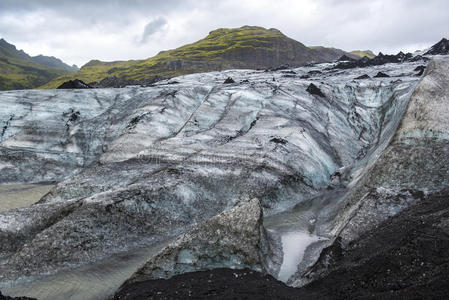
[140, 17, 168, 44]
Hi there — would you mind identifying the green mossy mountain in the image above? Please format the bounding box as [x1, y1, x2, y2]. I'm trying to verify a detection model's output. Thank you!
[0, 38, 77, 90]
[42, 26, 361, 89]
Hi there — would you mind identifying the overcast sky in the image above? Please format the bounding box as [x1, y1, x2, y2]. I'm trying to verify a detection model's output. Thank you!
[0, 0, 447, 67]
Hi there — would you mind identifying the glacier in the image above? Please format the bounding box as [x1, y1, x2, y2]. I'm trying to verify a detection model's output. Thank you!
[0, 57, 432, 299]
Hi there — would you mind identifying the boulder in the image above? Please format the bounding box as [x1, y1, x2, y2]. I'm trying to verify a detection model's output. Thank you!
[414, 65, 426, 76]
[306, 83, 325, 97]
[373, 71, 390, 78]
[223, 77, 235, 84]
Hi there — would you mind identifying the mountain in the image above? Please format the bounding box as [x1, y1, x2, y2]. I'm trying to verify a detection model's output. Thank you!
[41, 26, 361, 89]
[0, 38, 77, 90]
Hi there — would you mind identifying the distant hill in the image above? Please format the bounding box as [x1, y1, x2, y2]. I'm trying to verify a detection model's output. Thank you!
[30, 55, 78, 72]
[349, 50, 376, 59]
[42, 26, 361, 89]
[0, 38, 77, 90]
[308, 46, 361, 61]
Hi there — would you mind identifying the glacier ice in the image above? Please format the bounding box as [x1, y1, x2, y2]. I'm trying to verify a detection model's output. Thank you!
[0, 58, 428, 294]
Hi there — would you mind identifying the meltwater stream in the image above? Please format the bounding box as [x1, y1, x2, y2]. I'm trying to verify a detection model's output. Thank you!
[277, 232, 322, 282]
[264, 188, 348, 283]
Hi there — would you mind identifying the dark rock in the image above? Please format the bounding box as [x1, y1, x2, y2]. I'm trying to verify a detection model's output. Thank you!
[337, 54, 357, 62]
[223, 77, 235, 84]
[111, 268, 323, 300]
[69, 111, 80, 122]
[414, 65, 426, 76]
[0, 291, 36, 300]
[300, 75, 310, 79]
[354, 74, 370, 80]
[307, 70, 322, 76]
[270, 137, 287, 145]
[240, 79, 250, 83]
[57, 79, 91, 89]
[282, 70, 296, 74]
[306, 83, 326, 97]
[414, 65, 425, 72]
[373, 71, 390, 78]
[298, 189, 449, 299]
[424, 38, 449, 55]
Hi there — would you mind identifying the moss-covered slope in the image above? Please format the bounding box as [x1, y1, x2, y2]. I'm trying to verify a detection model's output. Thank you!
[0, 38, 76, 90]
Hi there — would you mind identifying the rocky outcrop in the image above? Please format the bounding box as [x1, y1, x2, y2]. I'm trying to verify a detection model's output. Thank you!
[57, 79, 91, 89]
[88, 76, 164, 88]
[334, 51, 414, 69]
[115, 199, 281, 290]
[424, 37, 449, 55]
[333, 38, 447, 70]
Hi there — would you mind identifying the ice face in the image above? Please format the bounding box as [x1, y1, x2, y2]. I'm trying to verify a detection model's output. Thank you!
[0, 58, 425, 284]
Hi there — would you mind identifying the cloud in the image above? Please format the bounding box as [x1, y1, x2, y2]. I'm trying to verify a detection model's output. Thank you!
[140, 17, 168, 44]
